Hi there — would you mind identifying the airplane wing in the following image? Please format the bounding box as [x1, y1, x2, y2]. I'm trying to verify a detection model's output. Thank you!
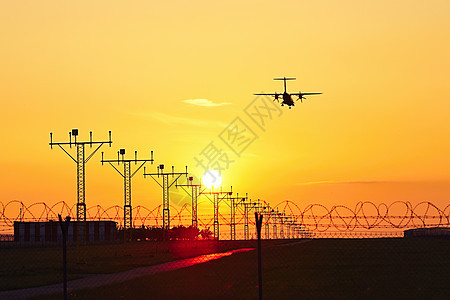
[290, 92, 322, 96]
[253, 93, 279, 96]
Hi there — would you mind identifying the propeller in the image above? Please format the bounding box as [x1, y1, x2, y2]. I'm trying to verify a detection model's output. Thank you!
[273, 92, 279, 102]
[297, 91, 305, 103]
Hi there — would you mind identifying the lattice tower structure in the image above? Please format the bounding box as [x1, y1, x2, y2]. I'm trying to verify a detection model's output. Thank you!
[50, 129, 112, 222]
[228, 194, 244, 240]
[176, 177, 206, 229]
[101, 149, 154, 241]
[144, 165, 187, 237]
[238, 197, 262, 240]
[201, 188, 233, 240]
[76, 144, 86, 221]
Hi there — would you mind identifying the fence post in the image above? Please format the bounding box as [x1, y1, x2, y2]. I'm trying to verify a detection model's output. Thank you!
[255, 212, 263, 300]
[58, 214, 71, 300]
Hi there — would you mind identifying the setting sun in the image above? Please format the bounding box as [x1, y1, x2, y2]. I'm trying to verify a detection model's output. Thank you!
[202, 170, 222, 189]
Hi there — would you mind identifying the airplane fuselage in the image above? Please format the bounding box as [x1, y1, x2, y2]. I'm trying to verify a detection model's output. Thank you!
[282, 92, 294, 106]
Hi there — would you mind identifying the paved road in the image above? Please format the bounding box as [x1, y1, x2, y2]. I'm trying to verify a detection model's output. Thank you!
[0, 248, 254, 300]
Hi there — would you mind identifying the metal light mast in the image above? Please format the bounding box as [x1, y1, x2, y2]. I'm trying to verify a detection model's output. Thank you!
[273, 208, 280, 239]
[278, 211, 292, 239]
[201, 188, 233, 240]
[280, 211, 292, 239]
[191, 183, 198, 228]
[285, 215, 294, 239]
[101, 149, 154, 241]
[176, 176, 207, 228]
[238, 196, 262, 240]
[265, 211, 271, 239]
[291, 221, 299, 239]
[50, 129, 112, 221]
[144, 164, 188, 235]
[280, 211, 285, 239]
[258, 203, 272, 240]
[228, 194, 244, 240]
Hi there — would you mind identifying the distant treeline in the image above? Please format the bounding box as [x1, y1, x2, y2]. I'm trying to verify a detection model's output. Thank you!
[117, 225, 213, 241]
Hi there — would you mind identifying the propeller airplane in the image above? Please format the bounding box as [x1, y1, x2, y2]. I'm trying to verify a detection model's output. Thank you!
[254, 77, 322, 109]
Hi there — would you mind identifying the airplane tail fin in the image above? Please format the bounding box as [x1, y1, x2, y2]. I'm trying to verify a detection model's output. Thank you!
[273, 77, 295, 92]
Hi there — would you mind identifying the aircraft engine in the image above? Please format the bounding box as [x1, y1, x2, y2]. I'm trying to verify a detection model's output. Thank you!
[297, 91, 305, 103]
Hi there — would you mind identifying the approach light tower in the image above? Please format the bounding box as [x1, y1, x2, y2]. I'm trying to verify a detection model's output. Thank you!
[257, 203, 272, 240]
[228, 193, 244, 240]
[144, 164, 188, 234]
[279, 210, 293, 239]
[101, 149, 154, 241]
[176, 176, 207, 228]
[50, 129, 112, 221]
[201, 187, 233, 240]
[237, 196, 263, 240]
[284, 214, 294, 239]
[273, 208, 280, 239]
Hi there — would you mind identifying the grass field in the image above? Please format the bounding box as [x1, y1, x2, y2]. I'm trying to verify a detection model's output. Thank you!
[0, 239, 262, 291]
[3, 238, 449, 299]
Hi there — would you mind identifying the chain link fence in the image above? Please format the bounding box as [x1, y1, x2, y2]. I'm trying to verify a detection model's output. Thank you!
[1, 200, 449, 299]
[1, 229, 449, 299]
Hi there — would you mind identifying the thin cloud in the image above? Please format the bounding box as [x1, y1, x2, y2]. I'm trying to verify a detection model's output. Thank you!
[182, 99, 231, 107]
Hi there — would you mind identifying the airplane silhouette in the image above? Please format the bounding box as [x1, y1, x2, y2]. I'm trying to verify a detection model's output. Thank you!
[254, 77, 322, 109]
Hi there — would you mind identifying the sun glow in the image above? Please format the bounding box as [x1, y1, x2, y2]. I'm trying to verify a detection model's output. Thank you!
[202, 170, 222, 189]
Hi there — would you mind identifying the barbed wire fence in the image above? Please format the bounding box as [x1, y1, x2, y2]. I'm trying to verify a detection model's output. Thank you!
[2, 200, 449, 241]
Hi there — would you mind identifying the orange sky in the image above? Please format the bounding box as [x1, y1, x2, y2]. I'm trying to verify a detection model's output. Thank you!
[1, 0, 450, 220]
